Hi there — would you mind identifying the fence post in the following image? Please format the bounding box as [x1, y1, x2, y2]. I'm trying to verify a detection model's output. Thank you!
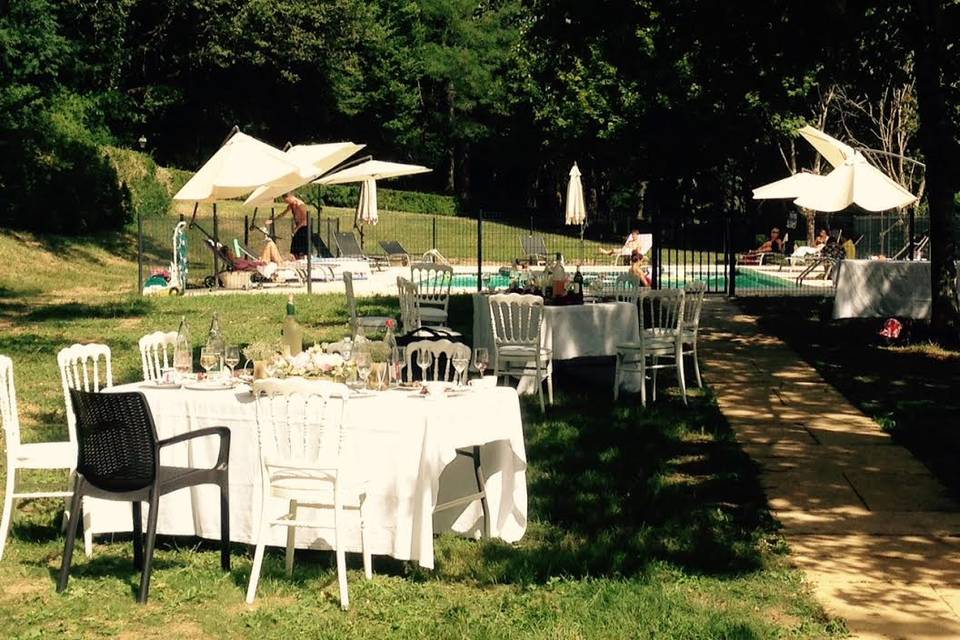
[432, 216, 437, 251]
[137, 210, 144, 295]
[477, 209, 484, 292]
[651, 207, 660, 290]
[244, 215, 249, 248]
[907, 207, 916, 261]
[726, 210, 736, 298]
[306, 214, 313, 295]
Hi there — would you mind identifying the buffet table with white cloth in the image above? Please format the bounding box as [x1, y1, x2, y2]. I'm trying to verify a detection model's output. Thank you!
[472, 295, 642, 393]
[833, 259, 932, 320]
[91, 383, 526, 569]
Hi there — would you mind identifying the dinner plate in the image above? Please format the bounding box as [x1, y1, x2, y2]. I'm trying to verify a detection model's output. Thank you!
[183, 380, 237, 391]
[143, 380, 181, 390]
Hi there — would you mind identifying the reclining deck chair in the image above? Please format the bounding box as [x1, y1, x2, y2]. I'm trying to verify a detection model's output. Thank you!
[892, 235, 929, 260]
[334, 232, 389, 271]
[379, 240, 411, 266]
[520, 235, 550, 266]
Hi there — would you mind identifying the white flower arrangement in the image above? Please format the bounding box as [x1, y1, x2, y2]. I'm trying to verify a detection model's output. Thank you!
[267, 344, 356, 382]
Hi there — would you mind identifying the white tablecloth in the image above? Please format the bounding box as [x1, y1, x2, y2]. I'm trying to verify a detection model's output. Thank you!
[833, 260, 932, 320]
[472, 295, 641, 392]
[92, 384, 526, 569]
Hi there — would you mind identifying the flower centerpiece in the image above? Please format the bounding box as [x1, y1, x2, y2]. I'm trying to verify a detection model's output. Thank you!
[267, 344, 356, 383]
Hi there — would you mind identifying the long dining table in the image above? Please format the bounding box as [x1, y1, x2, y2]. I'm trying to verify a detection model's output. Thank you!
[90, 381, 527, 569]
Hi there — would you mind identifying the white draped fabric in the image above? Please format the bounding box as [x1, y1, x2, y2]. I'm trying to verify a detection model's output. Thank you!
[91, 384, 527, 569]
[472, 296, 642, 393]
[833, 259, 932, 320]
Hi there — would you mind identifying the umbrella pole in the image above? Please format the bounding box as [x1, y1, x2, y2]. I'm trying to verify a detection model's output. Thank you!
[908, 206, 916, 261]
[212, 203, 219, 287]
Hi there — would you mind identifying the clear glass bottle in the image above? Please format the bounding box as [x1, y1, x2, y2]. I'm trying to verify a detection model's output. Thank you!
[174, 316, 192, 377]
[206, 312, 225, 372]
[281, 294, 303, 356]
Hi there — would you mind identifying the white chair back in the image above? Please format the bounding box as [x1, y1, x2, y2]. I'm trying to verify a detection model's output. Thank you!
[613, 273, 642, 303]
[681, 281, 707, 335]
[58, 343, 112, 441]
[638, 289, 685, 334]
[397, 276, 421, 334]
[404, 339, 471, 383]
[252, 379, 351, 469]
[138, 331, 178, 382]
[343, 271, 360, 337]
[488, 293, 544, 349]
[0, 355, 22, 452]
[410, 262, 453, 309]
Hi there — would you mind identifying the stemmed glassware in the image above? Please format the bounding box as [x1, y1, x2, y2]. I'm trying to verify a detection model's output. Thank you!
[224, 345, 240, 378]
[416, 350, 434, 382]
[199, 347, 218, 380]
[355, 352, 372, 390]
[451, 353, 469, 387]
[393, 346, 407, 385]
[473, 347, 489, 380]
[174, 344, 192, 380]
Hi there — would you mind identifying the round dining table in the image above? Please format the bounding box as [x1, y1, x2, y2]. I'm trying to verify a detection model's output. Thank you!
[88, 381, 527, 569]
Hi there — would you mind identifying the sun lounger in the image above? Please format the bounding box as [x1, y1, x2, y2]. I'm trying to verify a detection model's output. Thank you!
[379, 240, 411, 266]
[334, 232, 389, 271]
[520, 235, 550, 266]
[892, 235, 929, 260]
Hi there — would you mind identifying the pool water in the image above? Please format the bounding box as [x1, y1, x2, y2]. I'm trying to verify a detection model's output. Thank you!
[442, 269, 804, 292]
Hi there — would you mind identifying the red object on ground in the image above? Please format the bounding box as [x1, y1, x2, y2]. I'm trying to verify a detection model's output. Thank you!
[879, 318, 903, 339]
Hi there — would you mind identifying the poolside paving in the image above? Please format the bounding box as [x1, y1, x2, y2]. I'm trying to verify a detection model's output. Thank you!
[700, 299, 960, 639]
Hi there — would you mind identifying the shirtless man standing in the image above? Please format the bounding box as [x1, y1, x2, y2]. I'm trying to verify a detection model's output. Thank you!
[267, 192, 309, 258]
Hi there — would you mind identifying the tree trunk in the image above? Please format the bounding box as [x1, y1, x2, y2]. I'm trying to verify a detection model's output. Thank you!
[913, 0, 959, 338]
[445, 82, 456, 195]
[455, 140, 470, 203]
[804, 209, 816, 246]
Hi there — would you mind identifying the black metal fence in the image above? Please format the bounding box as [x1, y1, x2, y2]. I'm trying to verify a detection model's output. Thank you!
[136, 205, 930, 298]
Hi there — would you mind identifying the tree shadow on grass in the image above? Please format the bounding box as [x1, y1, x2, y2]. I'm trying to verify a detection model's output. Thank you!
[26, 298, 154, 322]
[421, 385, 774, 587]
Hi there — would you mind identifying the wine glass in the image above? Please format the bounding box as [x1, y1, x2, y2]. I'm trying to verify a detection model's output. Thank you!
[224, 345, 240, 378]
[473, 347, 489, 379]
[451, 353, 469, 387]
[416, 350, 433, 382]
[199, 347, 218, 380]
[355, 352, 372, 389]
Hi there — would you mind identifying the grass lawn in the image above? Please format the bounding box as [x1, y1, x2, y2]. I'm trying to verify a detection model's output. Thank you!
[0, 230, 844, 638]
[738, 297, 960, 498]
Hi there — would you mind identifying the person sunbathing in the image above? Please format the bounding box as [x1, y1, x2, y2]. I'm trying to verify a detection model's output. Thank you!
[600, 229, 651, 264]
[629, 250, 652, 286]
[756, 227, 784, 254]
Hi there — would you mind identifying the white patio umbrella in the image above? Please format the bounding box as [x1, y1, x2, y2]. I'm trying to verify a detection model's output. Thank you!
[173, 131, 300, 203]
[753, 127, 917, 212]
[243, 142, 364, 206]
[315, 159, 430, 248]
[315, 159, 430, 185]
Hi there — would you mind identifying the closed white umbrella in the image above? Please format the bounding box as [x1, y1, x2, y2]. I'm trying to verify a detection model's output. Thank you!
[564, 163, 587, 225]
[173, 131, 300, 203]
[244, 142, 364, 206]
[356, 178, 378, 226]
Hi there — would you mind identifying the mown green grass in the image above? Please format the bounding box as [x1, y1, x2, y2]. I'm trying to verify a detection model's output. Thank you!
[0, 230, 844, 639]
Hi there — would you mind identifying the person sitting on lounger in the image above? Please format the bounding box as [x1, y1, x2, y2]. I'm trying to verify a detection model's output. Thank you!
[266, 192, 309, 258]
[815, 228, 830, 247]
[756, 227, 784, 254]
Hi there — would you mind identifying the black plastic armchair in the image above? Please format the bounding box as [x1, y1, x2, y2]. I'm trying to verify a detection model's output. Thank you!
[57, 390, 231, 603]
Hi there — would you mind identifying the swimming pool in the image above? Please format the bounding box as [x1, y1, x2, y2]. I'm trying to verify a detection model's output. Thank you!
[440, 269, 814, 292]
